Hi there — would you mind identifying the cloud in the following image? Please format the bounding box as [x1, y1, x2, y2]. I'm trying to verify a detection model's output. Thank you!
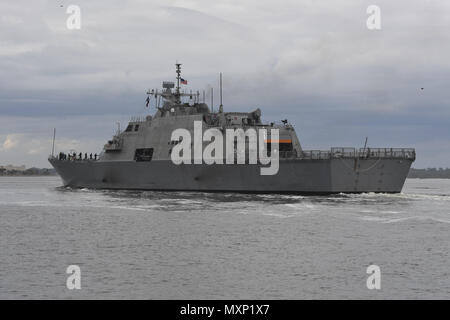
[0, 0, 449, 168]
[0, 42, 45, 56]
[1, 134, 21, 150]
[0, 130, 104, 168]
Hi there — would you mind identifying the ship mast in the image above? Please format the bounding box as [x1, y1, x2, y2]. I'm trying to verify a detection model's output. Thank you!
[219, 72, 223, 113]
[175, 63, 181, 104]
[146, 63, 199, 107]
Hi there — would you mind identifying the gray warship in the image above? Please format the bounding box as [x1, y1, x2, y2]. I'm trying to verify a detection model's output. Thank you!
[49, 64, 415, 194]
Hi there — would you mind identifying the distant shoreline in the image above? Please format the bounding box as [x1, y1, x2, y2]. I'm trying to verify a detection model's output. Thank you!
[408, 168, 450, 179]
[0, 167, 56, 176]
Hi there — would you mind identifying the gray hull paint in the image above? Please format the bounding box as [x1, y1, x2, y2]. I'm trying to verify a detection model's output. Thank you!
[49, 158, 413, 194]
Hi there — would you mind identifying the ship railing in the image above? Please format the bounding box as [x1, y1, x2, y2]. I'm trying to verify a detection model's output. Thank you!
[357, 148, 416, 159]
[279, 150, 297, 158]
[301, 150, 332, 160]
[129, 116, 147, 123]
[50, 154, 99, 161]
[330, 147, 356, 158]
[300, 148, 416, 160]
[104, 136, 123, 152]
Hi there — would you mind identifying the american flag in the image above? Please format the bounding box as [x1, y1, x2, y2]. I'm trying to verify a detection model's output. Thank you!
[180, 78, 188, 85]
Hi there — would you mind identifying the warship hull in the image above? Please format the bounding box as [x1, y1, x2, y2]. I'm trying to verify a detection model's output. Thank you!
[49, 157, 413, 194]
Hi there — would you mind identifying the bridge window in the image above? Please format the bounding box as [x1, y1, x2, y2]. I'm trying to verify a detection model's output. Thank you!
[134, 125, 140, 131]
[125, 124, 133, 132]
[134, 148, 154, 161]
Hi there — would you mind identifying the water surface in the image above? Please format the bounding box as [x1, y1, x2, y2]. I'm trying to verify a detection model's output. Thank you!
[0, 177, 449, 299]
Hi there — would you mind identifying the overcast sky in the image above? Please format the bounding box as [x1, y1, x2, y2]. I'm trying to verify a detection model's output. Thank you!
[1, 0, 449, 168]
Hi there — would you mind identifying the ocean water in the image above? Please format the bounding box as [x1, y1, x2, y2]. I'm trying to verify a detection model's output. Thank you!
[0, 176, 449, 299]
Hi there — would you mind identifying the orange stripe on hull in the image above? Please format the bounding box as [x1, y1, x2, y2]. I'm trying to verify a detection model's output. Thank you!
[264, 139, 292, 143]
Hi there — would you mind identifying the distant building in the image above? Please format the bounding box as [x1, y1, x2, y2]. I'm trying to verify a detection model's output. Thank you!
[0, 165, 26, 171]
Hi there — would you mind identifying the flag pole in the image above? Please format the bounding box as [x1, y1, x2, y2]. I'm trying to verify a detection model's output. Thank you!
[219, 72, 223, 113]
[51, 128, 56, 158]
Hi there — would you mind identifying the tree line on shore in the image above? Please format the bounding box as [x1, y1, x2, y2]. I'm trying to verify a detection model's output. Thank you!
[0, 167, 56, 176]
[408, 168, 450, 179]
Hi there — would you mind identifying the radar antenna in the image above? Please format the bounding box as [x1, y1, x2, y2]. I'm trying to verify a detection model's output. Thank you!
[175, 63, 182, 104]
